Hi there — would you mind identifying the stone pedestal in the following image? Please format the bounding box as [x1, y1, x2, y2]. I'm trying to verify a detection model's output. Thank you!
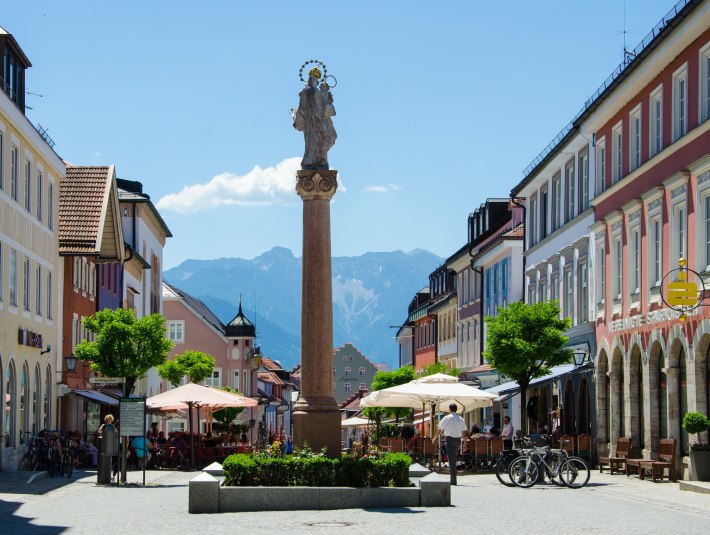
[293, 169, 341, 457]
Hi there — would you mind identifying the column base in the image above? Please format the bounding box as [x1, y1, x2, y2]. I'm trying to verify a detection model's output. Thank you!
[293, 398, 342, 458]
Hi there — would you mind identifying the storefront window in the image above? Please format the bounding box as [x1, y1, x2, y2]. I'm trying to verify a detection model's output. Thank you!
[87, 403, 101, 444]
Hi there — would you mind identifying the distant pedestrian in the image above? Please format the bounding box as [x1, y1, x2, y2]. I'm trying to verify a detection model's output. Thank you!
[432, 403, 468, 485]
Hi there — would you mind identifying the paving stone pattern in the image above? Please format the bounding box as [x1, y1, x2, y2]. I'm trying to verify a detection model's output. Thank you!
[1, 470, 709, 534]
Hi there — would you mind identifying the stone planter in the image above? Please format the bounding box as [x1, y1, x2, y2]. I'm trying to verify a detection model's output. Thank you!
[188, 462, 450, 513]
[689, 450, 710, 481]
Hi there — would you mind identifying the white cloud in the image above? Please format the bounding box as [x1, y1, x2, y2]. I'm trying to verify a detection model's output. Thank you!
[365, 183, 402, 193]
[156, 157, 301, 214]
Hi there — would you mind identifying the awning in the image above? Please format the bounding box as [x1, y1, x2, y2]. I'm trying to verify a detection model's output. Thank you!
[484, 364, 582, 399]
[71, 389, 119, 406]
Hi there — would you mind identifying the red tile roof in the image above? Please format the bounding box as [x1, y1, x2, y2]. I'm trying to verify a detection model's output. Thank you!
[59, 166, 112, 255]
[258, 371, 285, 386]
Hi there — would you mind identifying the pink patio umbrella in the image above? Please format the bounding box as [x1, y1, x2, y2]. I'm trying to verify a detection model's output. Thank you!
[147, 383, 257, 466]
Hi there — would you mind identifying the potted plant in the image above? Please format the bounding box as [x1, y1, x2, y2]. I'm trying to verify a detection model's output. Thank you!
[682, 411, 710, 481]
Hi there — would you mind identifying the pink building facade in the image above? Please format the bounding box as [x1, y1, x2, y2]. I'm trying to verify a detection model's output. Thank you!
[590, 3, 710, 471]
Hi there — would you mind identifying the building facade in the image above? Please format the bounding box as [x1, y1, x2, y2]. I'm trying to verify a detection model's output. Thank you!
[588, 0, 710, 470]
[57, 165, 124, 438]
[0, 28, 63, 470]
[332, 343, 378, 404]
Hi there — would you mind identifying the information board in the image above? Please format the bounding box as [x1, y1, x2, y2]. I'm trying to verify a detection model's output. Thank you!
[119, 397, 146, 437]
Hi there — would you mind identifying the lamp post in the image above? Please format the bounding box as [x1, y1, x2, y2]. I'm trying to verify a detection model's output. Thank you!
[65, 353, 79, 372]
[572, 352, 588, 366]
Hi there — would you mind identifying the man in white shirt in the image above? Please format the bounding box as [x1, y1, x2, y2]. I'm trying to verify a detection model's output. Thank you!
[501, 415, 515, 450]
[432, 403, 468, 485]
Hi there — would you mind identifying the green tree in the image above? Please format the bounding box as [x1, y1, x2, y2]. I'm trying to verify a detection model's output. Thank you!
[483, 301, 572, 434]
[363, 365, 417, 440]
[421, 362, 460, 378]
[212, 386, 246, 428]
[157, 350, 216, 386]
[74, 308, 174, 397]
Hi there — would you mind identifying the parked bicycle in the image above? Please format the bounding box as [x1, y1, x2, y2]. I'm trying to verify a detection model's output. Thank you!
[19, 432, 43, 471]
[507, 438, 590, 488]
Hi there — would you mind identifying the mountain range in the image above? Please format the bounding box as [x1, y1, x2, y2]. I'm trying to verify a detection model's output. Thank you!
[163, 247, 443, 370]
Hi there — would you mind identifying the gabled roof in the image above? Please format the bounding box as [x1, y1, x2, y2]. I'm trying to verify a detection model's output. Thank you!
[59, 165, 124, 259]
[260, 357, 283, 371]
[117, 178, 173, 238]
[162, 281, 225, 335]
[258, 370, 285, 386]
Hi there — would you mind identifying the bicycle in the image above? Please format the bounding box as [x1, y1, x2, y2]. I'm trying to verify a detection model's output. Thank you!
[59, 437, 74, 478]
[494, 436, 550, 487]
[508, 439, 590, 489]
[19, 432, 42, 471]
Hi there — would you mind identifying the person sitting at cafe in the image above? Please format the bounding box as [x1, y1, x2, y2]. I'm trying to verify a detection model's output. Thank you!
[131, 432, 153, 469]
[469, 424, 486, 439]
[204, 432, 217, 448]
[238, 433, 251, 446]
[155, 431, 168, 447]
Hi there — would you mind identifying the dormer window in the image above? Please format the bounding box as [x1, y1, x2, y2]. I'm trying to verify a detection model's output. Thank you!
[1, 29, 32, 113]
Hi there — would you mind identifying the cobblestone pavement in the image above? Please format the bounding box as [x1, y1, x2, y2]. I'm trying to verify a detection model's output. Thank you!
[1, 469, 709, 534]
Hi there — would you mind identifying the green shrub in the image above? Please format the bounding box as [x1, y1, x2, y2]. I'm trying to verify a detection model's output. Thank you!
[683, 412, 710, 450]
[222, 452, 412, 487]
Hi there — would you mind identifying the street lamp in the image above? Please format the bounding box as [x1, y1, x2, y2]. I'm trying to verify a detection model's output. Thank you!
[65, 353, 78, 372]
[572, 352, 588, 366]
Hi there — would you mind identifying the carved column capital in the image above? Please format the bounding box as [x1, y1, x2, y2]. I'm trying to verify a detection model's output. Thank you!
[296, 169, 338, 201]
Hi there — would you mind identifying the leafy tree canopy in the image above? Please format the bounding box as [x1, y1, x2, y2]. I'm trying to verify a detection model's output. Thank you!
[362, 365, 417, 423]
[74, 308, 174, 396]
[157, 350, 216, 386]
[213, 386, 246, 425]
[420, 362, 460, 377]
[483, 301, 572, 433]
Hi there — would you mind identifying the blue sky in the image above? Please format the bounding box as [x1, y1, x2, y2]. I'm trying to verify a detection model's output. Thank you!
[4, 0, 679, 269]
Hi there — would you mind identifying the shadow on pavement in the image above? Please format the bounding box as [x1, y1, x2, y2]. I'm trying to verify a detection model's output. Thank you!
[0, 499, 67, 534]
[363, 508, 426, 514]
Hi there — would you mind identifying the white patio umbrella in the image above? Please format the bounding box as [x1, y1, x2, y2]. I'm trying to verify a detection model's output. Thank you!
[341, 416, 372, 428]
[360, 373, 496, 412]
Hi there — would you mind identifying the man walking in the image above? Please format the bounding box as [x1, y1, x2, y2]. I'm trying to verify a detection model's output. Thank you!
[433, 403, 468, 485]
[501, 415, 515, 450]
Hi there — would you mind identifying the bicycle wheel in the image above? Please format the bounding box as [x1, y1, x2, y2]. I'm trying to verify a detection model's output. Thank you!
[19, 453, 35, 471]
[559, 456, 590, 488]
[495, 455, 517, 487]
[508, 456, 539, 488]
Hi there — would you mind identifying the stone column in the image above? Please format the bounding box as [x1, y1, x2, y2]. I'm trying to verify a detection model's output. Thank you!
[608, 370, 621, 448]
[293, 169, 341, 457]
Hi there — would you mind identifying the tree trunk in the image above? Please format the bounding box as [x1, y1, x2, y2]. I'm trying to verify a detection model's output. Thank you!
[519, 379, 530, 436]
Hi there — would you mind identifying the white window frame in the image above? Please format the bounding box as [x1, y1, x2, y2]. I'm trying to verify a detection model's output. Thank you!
[359, 367, 365, 376]
[10, 145, 18, 201]
[673, 63, 688, 142]
[596, 137, 607, 194]
[701, 182, 710, 271]
[612, 122, 623, 184]
[552, 173, 562, 231]
[566, 159, 575, 222]
[612, 235, 622, 302]
[47, 271, 52, 320]
[672, 202, 687, 263]
[35, 264, 41, 316]
[564, 267, 574, 321]
[344, 383, 352, 393]
[577, 259, 588, 325]
[47, 182, 54, 230]
[24, 158, 31, 212]
[578, 149, 590, 212]
[168, 320, 185, 343]
[359, 382, 367, 390]
[232, 370, 240, 390]
[35, 169, 43, 222]
[0, 130, 4, 191]
[628, 223, 641, 299]
[530, 193, 538, 246]
[595, 242, 606, 308]
[204, 368, 221, 388]
[344, 366, 351, 376]
[629, 105, 642, 172]
[650, 85, 663, 157]
[22, 257, 30, 312]
[701, 43, 710, 123]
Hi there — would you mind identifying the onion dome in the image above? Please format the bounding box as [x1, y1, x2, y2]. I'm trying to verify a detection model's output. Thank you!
[225, 301, 255, 338]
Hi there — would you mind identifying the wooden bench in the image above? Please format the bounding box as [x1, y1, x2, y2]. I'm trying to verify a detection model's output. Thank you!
[599, 437, 631, 474]
[625, 438, 677, 481]
[638, 438, 677, 482]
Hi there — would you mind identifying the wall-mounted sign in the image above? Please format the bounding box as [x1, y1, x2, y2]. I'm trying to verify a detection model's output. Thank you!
[661, 259, 705, 321]
[18, 329, 43, 348]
